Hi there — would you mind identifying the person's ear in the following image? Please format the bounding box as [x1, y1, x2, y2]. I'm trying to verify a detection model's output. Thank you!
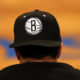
[14, 48, 20, 60]
[56, 43, 63, 59]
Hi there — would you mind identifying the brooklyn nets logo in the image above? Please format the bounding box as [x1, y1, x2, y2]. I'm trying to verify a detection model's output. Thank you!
[25, 17, 43, 35]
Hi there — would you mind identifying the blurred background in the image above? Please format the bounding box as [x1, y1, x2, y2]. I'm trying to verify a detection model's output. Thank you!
[0, 0, 80, 70]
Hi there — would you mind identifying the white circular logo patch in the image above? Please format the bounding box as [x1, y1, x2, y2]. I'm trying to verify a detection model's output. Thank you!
[25, 17, 42, 35]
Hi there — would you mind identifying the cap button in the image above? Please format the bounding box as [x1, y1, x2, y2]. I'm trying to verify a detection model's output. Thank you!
[35, 9, 39, 12]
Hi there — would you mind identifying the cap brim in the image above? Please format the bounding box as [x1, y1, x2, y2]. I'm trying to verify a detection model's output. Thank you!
[10, 40, 61, 48]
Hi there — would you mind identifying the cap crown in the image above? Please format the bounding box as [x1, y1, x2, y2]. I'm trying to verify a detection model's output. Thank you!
[14, 10, 61, 44]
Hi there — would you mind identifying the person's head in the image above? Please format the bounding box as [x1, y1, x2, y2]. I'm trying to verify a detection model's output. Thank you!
[14, 44, 62, 63]
[10, 10, 62, 63]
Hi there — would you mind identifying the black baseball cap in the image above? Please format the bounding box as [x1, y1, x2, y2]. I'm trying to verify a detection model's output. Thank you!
[10, 10, 62, 48]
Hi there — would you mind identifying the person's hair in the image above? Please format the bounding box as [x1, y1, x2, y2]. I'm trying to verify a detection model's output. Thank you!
[15, 45, 60, 59]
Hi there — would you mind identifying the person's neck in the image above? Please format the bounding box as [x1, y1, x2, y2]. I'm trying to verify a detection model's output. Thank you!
[20, 56, 57, 64]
